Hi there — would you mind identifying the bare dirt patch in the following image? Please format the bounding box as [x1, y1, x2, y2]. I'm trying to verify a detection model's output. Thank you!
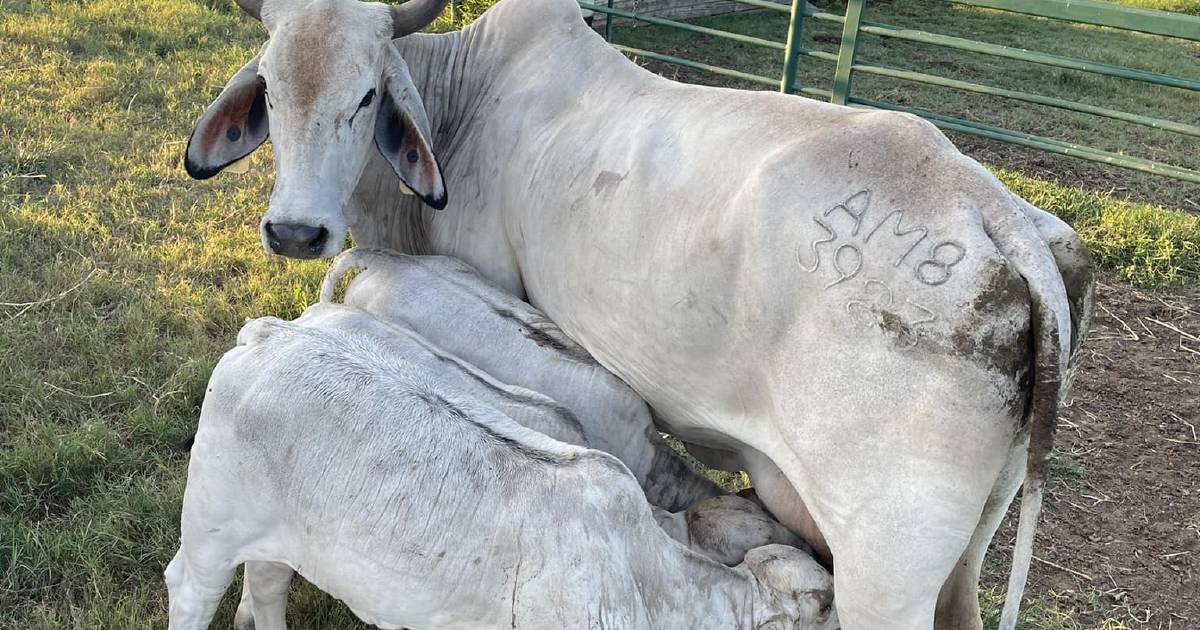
[983, 280, 1200, 628]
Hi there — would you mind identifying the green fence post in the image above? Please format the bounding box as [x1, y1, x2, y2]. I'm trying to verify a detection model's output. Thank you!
[605, 0, 616, 42]
[450, 0, 460, 25]
[831, 0, 866, 105]
[779, 0, 807, 94]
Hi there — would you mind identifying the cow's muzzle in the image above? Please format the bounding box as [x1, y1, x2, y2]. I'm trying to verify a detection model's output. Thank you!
[264, 221, 329, 259]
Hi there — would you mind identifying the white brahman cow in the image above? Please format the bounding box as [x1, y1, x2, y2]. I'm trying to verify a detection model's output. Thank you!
[168, 316, 838, 630]
[183, 0, 1095, 627]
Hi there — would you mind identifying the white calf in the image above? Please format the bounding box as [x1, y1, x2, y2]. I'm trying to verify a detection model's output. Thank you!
[321, 247, 722, 512]
[167, 317, 839, 630]
[293, 301, 587, 446]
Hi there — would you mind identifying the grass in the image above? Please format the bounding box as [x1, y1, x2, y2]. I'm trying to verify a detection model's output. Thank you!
[0, 0, 1194, 628]
[1120, 0, 1200, 13]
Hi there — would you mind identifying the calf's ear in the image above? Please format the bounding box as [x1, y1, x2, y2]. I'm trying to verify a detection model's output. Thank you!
[374, 48, 447, 210]
[184, 53, 269, 180]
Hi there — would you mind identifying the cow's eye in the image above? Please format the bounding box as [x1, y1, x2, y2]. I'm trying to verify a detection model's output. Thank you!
[358, 89, 375, 109]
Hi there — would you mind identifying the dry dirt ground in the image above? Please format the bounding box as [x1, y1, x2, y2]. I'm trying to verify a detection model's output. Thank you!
[983, 280, 1200, 628]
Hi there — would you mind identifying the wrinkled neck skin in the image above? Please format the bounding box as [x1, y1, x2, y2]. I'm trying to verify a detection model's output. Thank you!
[347, 2, 606, 296]
[346, 25, 502, 283]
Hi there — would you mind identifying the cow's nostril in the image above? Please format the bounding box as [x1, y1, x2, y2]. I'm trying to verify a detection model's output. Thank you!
[306, 226, 329, 254]
[264, 221, 281, 248]
[263, 222, 327, 259]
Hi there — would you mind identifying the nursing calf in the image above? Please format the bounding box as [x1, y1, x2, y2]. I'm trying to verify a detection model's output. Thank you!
[655, 494, 809, 568]
[321, 247, 723, 512]
[167, 317, 838, 630]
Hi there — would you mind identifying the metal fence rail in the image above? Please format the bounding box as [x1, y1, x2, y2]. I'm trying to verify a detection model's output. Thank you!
[573, 0, 1200, 184]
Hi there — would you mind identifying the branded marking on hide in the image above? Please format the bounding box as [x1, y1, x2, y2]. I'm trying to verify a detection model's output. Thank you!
[799, 190, 968, 289]
[845, 279, 937, 348]
[796, 216, 836, 273]
[825, 243, 862, 288]
[914, 241, 966, 286]
[800, 190, 963, 342]
[863, 209, 928, 267]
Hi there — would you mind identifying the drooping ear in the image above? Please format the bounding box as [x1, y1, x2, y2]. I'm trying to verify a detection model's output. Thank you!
[374, 48, 447, 210]
[184, 52, 269, 180]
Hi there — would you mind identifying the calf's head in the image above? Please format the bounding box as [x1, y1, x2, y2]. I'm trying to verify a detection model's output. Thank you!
[742, 544, 839, 630]
[185, 0, 448, 259]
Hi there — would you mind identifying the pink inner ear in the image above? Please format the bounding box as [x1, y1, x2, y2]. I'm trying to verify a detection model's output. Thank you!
[400, 119, 438, 188]
[200, 89, 257, 155]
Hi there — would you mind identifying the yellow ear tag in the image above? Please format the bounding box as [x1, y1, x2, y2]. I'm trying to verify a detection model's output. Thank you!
[226, 154, 252, 175]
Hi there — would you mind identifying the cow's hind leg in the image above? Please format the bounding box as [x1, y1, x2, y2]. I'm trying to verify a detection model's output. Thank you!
[165, 547, 237, 630]
[772, 419, 1008, 630]
[935, 442, 1026, 630]
[234, 561, 295, 630]
[828, 495, 981, 630]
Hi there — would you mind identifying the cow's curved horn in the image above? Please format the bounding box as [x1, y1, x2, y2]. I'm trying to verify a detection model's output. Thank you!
[234, 0, 263, 20]
[390, 0, 450, 38]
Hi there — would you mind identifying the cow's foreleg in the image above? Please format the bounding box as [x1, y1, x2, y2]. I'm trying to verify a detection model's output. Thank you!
[164, 548, 237, 630]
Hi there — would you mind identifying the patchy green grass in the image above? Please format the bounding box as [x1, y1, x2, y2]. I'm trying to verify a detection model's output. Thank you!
[978, 588, 1136, 630]
[0, 0, 1192, 628]
[1119, 0, 1200, 14]
[994, 168, 1200, 287]
[1047, 454, 1086, 486]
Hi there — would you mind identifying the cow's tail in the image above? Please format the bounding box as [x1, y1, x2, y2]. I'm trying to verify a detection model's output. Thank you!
[984, 197, 1076, 630]
[320, 247, 405, 304]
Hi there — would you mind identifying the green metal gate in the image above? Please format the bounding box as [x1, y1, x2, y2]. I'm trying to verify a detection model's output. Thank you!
[571, 0, 1200, 184]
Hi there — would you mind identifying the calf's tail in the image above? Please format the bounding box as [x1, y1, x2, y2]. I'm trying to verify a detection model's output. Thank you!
[984, 198, 1077, 630]
[320, 247, 406, 304]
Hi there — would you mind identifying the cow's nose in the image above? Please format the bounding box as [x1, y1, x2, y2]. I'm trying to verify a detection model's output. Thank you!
[264, 222, 328, 259]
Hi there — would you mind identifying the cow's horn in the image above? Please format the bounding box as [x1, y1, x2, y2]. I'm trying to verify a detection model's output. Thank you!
[234, 0, 263, 20]
[390, 0, 450, 38]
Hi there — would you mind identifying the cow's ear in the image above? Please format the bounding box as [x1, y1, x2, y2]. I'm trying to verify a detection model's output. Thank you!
[374, 48, 447, 210]
[184, 53, 269, 180]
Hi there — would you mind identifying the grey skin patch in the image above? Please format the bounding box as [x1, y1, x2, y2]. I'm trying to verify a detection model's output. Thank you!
[592, 170, 625, 198]
[416, 390, 577, 466]
[429, 352, 587, 439]
[490, 307, 600, 366]
[278, 6, 339, 113]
